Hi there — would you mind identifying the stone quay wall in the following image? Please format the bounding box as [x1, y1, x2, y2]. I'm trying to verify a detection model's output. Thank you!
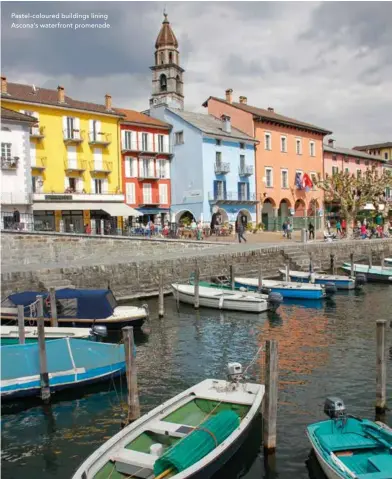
[2, 231, 391, 300]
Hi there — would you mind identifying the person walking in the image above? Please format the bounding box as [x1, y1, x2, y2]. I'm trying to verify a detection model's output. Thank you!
[13, 208, 20, 230]
[282, 221, 288, 238]
[287, 221, 292, 240]
[336, 219, 342, 236]
[237, 219, 247, 243]
[326, 219, 331, 235]
[341, 218, 346, 235]
[308, 221, 315, 240]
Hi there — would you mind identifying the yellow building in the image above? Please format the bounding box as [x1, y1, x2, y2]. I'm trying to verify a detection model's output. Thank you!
[1, 76, 137, 233]
[354, 142, 392, 163]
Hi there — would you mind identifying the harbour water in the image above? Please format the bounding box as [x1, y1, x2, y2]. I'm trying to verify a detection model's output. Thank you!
[2, 284, 392, 479]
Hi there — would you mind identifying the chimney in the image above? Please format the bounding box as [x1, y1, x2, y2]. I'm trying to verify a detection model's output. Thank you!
[1, 76, 7, 94]
[105, 94, 112, 111]
[239, 96, 247, 105]
[225, 88, 233, 103]
[221, 114, 231, 134]
[328, 138, 335, 148]
[57, 85, 65, 103]
[268, 107, 274, 112]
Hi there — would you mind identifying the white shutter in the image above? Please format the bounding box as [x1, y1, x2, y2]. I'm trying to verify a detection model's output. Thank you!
[89, 120, 94, 140]
[125, 157, 131, 178]
[138, 158, 143, 177]
[75, 117, 81, 139]
[77, 177, 83, 193]
[91, 178, 95, 194]
[143, 183, 152, 203]
[93, 148, 102, 170]
[148, 159, 155, 177]
[131, 158, 137, 177]
[67, 146, 77, 169]
[148, 133, 153, 152]
[163, 135, 169, 153]
[30, 142, 36, 166]
[159, 184, 168, 204]
[96, 120, 101, 135]
[126, 182, 135, 204]
[62, 116, 68, 138]
[138, 132, 143, 150]
[165, 161, 170, 179]
[154, 134, 159, 152]
[121, 130, 126, 149]
[33, 112, 39, 121]
[65, 176, 69, 190]
[103, 179, 108, 194]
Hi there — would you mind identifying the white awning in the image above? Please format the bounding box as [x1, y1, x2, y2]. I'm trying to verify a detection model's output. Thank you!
[33, 202, 140, 217]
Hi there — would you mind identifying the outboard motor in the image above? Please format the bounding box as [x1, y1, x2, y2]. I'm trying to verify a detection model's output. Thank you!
[91, 325, 108, 340]
[227, 362, 243, 383]
[268, 292, 283, 312]
[324, 397, 346, 419]
[355, 273, 366, 288]
[260, 286, 271, 296]
[324, 283, 337, 297]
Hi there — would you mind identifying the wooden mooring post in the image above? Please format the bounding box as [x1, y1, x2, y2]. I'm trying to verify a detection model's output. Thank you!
[37, 295, 50, 403]
[376, 320, 387, 414]
[263, 339, 278, 453]
[230, 265, 235, 290]
[380, 251, 385, 269]
[285, 260, 290, 282]
[158, 273, 164, 318]
[49, 287, 58, 327]
[331, 254, 337, 275]
[350, 252, 354, 277]
[122, 326, 140, 425]
[258, 264, 263, 290]
[369, 251, 373, 268]
[194, 266, 200, 309]
[17, 305, 25, 344]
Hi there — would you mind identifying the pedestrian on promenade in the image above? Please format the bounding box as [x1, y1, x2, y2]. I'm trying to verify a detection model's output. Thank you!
[237, 220, 247, 243]
[360, 223, 367, 239]
[326, 219, 331, 235]
[13, 208, 20, 230]
[84, 223, 91, 234]
[336, 219, 342, 236]
[282, 221, 288, 238]
[342, 218, 346, 234]
[287, 221, 292, 239]
[308, 221, 315, 240]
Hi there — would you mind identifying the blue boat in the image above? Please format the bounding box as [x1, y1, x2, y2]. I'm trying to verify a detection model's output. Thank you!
[278, 269, 365, 290]
[234, 277, 336, 300]
[307, 397, 392, 479]
[1, 338, 126, 400]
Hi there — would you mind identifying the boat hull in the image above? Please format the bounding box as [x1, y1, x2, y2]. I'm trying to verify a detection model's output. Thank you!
[279, 270, 356, 290]
[307, 432, 343, 479]
[235, 280, 325, 300]
[341, 265, 392, 283]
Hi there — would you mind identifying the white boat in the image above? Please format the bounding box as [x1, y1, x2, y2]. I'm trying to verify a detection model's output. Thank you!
[278, 269, 360, 290]
[171, 284, 279, 313]
[72, 364, 264, 479]
[385, 258, 392, 266]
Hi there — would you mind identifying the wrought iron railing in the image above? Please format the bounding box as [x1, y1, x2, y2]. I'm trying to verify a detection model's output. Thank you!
[63, 129, 85, 142]
[88, 131, 112, 145]
[238, 165, 254, 176]
[214, 162, 230, 174]
[1, 156, 19, 170]
[208, 191, 258, 201]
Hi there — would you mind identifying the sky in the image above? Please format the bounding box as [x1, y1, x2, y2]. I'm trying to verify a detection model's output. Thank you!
[2, 1, 391, 147]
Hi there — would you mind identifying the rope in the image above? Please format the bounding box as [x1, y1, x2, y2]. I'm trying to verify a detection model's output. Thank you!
[243, 344, 265, 376]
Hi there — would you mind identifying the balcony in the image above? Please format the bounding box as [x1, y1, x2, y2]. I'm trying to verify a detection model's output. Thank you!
[137, 170, 159, 180]
[1, 156, 19, 170]
[30, 125, 45, 140]
[88, 131, 111, 147]
[64, 158, 87, 173]
[208, 191, 259, 203]
[238, 165, 254, 176]
[138, 197, 160, 206]
[214, 162, 230, 175]
[121, 140, 139, 153]
[33, 192, 124, 202]
[63, 129, 85, 144]
[1, 192, 32, 204]
[89, 160, 112, 174]
[31, 156, 47, 171]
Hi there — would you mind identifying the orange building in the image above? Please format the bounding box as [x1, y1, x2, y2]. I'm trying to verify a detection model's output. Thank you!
[203, 90, 332, 230]
[116, 108, 172, 226]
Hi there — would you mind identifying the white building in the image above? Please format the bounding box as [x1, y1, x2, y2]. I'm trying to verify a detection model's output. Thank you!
[1, 107, 36, 230]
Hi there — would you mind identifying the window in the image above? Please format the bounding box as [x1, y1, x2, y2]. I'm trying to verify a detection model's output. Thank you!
[281, 169, 288, 188]
[216, 151, 222, 164]
[126, 157, 137, 177]
[332, 154, 337, 161]
[296, 138, 302, 155]
[143, 183, 152, 203]
[159, 183, 168, 204]
[357, 169, 362, 178]
[265, 133, 271, 150]
[32, 176, 43, 193]
[94, 179, 103, 194]
[175, 131, 184, 145]
[91, 120, 98, 142]
[309, 141, 315, 157]
[66, 117, 76, 138]
[125, 182, 135, 204]
[355, 159, 360, 165]
[160, 52, 164, 65]
[157, 159, 167, 178]
[280, 136, 287, 153]
[238, 182, 247, 200]
[141, 158, 149, 177]
[310, 172, 318, 190]
[216, 139, 221, 146]
[265, 167, 273, 187]
[216, 180, 224, 199]
[176, 75, 181, 94]
[141, 133, 148, 151]
[240, 155, 245, 170]
[159, 74, 167, 92]
[169, 52, 173, 63]
[345, 167, 349, 174]
[123, 131, 133, 150]
[1, 142, 12, 159]
[364, 160, 369, 166]
[157, 135, 164, 153]
[240, 142, 245, 150]
[384, 152, 389, 160]
[332, 166, 339, 175]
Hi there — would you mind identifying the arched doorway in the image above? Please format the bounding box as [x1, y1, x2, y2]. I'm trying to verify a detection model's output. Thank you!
[307, 199, 319, 217]
[261, 198, 276, 230]
[176, 210, 195, 226]
[278, 199, 291, 218]
[294, 199, 306, 217]
[236, 209, 252, 225]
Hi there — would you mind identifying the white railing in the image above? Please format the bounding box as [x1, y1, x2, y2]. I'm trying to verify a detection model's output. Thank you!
[1, 192, 32, 204]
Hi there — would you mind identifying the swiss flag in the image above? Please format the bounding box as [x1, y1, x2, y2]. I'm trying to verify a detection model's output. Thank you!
[303, 173, 313, 192]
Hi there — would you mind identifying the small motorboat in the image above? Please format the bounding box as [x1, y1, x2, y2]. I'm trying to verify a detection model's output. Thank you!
[278, 269, 366, 290]
[0, 324, 107, 346]
[307, 397, 392, 479]
[342, 263, 392, 283]
[171, 283, 282, 313]
[385, 258, 392, 267]
[1, 338, 126, 400]
[72, 363, 264, 479]
[1, 288, 149, 329]
[235, 277, 336, 300]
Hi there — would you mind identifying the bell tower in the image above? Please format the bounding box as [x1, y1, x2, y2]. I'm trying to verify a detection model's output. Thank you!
[150, 13, 184, 110]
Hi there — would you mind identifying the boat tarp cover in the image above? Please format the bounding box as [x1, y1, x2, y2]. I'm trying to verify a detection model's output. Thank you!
[7, 289, 116, 319]
[1, 338, 125, 381]
[153, 410, 240, 475]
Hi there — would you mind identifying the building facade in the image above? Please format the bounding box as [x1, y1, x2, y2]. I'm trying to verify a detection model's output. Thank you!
[1, 76, 137, 234]
[1, 107, 36, 230]
[116, 108, 172, 225]
[354, 142, 392, 163]
[203, 90, 332, 230]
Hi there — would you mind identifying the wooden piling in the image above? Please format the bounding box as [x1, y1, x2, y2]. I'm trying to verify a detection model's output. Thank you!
[376, 320, 387, 414]
[331, 254, 337, 275]
[285, 261, 290, 282]
[230, 265, 235, 290]
[263, 339, 278, 453]
[380, 251, 385, 269]
[158, 273, 164, 318]
[309, 253, 313, 273]
[17, 305, 25, 344]
[37, 296, 51, 403]
[49, 287, 58, 327]
[194, 266, 200, 309]
[350, 252, 354, 277]
[258, 264, 263, 290]
[122, 326, 140, 424]
[369, 251, 373, 268]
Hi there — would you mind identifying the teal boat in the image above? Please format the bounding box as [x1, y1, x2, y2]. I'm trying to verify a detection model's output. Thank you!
[307, 397, 392, 479]
[342, 263, 392, 283]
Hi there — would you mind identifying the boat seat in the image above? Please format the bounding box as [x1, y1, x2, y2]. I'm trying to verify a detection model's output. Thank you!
[367, 454, 392, 471]
[319, 433, 379, 451]
[111, 449, 155, 478]
[149, 420, 194, 438]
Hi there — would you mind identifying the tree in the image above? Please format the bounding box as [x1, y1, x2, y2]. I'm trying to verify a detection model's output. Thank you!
[317, 166, 391, 237]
